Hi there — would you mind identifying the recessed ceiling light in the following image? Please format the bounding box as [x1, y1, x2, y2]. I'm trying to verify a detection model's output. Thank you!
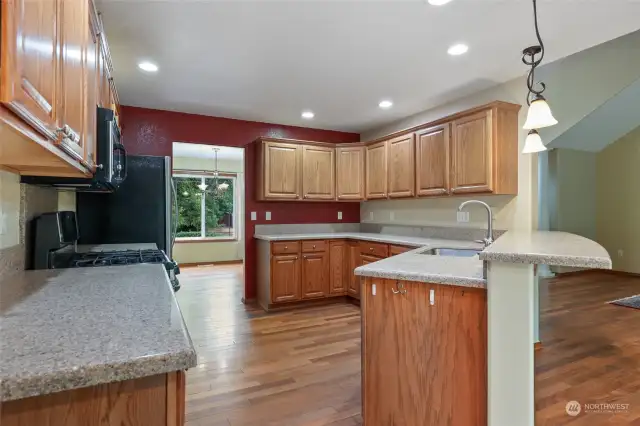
[138, 61, 159, 72]
[301, 111, 314, 119]
[428, 0, 453, 5]
[447, 43, 469, 56]
[378, 100, 393, 109]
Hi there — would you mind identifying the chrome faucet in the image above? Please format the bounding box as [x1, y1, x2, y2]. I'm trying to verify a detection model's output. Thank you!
[458, 200, 494, 247]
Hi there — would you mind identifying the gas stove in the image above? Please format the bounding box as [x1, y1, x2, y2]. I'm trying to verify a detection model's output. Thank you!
[51, 248, 181, 292]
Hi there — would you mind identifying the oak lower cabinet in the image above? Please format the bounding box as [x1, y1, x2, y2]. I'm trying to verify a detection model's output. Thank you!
[1, 371, 186, 426]
[271, 254, 302, 303]
[362, 278, 487, 426]
[301, 252, 328, 299]
[346, 241, 361, 299]
[329, 240, 347, 294]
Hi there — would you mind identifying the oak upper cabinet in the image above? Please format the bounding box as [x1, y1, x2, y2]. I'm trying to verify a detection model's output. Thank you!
[336, 145, 365, 201]
[329, 241, 346, 295]
[271, 254, 301, 303]
[261, 141, 302, 200]
[387, 133, 415, 198]
[347, 241, 360, 299]
[302, 145, 335, 200]
[301, 252, 328, 299]
[57, 0, 89, 162]
[365, 140, 388, 199]
[450, 110, 492, 194]
[0, 0, 60, 141]
[83, 6, 99, 171]
[415, 124, 450, 197]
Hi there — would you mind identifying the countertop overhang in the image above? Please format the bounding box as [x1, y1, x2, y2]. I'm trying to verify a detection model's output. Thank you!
[0, 263, 197, 401]
[478, 231, 612, 269]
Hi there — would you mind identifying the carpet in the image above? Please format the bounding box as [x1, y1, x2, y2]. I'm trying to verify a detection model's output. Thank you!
[609, 294, 640, 310]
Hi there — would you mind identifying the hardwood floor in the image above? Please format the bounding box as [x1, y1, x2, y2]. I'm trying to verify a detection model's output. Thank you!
[176, 265, 640, 425]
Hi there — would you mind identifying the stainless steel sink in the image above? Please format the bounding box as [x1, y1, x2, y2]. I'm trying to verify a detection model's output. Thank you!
[419, 248, 481, 257]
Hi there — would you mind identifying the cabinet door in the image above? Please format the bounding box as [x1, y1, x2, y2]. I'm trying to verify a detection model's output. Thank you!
[271, 254, 301, 303]
[302, 145, 335, 200]
[336, 146, 365, 200]
[97, 40, 110, 107]
[416, 124, 450, 196]
[347, 242, 360, 298]
[263, 141, 302, 200]
[1, 0, 59, 141]
[362, 279, 487, 425]
[329, 241, 346, 295]
[301, 252, 328, 299]
[451, 110, 493, 194]
[57, 0, 88, 161]
[83, 9, 99, 171]
[365, 140, 388, 199]
[387, 133, 415, 198]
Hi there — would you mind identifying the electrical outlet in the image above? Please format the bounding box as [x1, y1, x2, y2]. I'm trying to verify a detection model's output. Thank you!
[456, 211, 469, 223]
[390, 211, 395, 221]
[265, 211, 271, 221]
[372, 284, 377, 295]
[338, 211, 343, 220]
[618, 249, 624, 258]
[250, 211, 257, 221]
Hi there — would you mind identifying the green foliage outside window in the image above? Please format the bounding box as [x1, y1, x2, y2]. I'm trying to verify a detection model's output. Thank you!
[175, 176, 234, 238]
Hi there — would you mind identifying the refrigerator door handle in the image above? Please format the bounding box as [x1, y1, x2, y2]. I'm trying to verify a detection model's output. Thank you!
[171, 176, 178, 253]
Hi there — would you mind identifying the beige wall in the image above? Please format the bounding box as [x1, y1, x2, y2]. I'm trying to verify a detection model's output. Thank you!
[172, 155, 244, 264]
[361, 77, 535, 231]
[596, 126, 640, 273]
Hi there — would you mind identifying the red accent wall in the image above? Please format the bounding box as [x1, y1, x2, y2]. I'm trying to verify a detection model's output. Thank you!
[120, 106, 361, 299]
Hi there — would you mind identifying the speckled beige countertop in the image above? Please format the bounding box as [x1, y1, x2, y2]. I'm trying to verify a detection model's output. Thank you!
[0, 264, 197, 401]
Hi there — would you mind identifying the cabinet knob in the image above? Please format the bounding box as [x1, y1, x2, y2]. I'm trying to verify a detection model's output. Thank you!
[313, 245, 316, 249]
[370, 247, 374, 251]
[303, 255, 308, 259]
[284, 246, 288, 249]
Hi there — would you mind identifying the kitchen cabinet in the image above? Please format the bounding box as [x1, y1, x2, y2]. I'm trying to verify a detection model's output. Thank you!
[301, 252, 328, 299]
[389, 244, 414, 256]
[387, 133, 415, 198]
[259, 140, 302, 200]
[362, 278, 487, 426]
[0, 0, 120, 178]
[365, 140, 388, 199]
[346, 241, 360, 299]
[1, 0, 59, 141]
[329, 240, 347, 295]
[336, 145, 365, 201]
[302, 145, 335, 200]
[416, 124, 450, 197]
[271, 254, 301, 303]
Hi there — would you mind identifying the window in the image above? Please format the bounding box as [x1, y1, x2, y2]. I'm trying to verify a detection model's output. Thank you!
[174, 173, 237, 240]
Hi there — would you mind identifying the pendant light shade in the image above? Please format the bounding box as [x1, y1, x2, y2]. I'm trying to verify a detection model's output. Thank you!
[198, 183, 208, 191]
[522, 130, 547, 154]
[523, 95, 558, 130]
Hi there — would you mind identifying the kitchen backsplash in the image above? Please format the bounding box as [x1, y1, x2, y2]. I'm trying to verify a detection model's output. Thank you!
[0, 170, 60, 275]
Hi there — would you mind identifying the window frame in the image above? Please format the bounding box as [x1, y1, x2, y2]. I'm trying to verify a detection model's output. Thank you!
[173, 170, 238, 243]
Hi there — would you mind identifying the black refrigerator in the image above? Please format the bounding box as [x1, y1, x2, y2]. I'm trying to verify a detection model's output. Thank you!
[77, 155, 176, 258]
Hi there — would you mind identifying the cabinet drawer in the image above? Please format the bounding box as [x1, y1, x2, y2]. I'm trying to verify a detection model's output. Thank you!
[301, 240, 327, 253]
[389, 245, 415, 256]
[359, 241, 389, 258]
[272, 241, 300, 255]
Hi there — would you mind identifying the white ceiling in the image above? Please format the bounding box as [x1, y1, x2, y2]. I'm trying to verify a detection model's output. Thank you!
[98, 0, 640, 133]
[172, 143, 244, 160]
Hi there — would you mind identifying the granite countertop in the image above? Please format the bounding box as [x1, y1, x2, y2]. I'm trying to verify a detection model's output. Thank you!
[0, 264, 197, 401]
[479, 230, 612, 269]
[255, 232, 486, 288]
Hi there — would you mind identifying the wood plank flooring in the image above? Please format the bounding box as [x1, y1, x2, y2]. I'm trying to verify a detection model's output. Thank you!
[176, 265, 640, 425]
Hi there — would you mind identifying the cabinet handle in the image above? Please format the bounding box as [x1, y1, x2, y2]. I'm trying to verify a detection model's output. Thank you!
[391, 282, 407, 295]
[303, 255, 308, 259]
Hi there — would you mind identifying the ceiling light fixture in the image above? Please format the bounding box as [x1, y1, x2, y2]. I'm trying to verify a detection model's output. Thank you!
[378, 100, 393, 109]
[521, 0, 558, 154]
[428, 0, 453, 5]
[198, 148, 229, 199]
[447, 43, 468, 56]
[138, 61, 158, 72]
[301, 111, 314, 119]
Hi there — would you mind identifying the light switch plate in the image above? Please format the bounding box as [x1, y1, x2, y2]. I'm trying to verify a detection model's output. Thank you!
[338, 211, 343, 220]
[430, 289, 435, 305]
[250, 212, 257, 221]
[265, 211, 271, 221]
[457, 211, 470, 223]
[372, 284, 377, 295]
[390, 211, 395, 221]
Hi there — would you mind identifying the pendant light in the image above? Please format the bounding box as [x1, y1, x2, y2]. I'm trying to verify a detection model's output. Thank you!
[521, 0, 557, 153]
[199, 148, 229, 198]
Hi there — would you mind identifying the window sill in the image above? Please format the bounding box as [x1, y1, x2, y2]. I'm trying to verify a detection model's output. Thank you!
[175, 237, 238, 244]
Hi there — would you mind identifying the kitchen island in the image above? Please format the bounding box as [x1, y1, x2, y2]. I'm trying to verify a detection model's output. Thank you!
[355, 230, 611, 426]
[0, 263, 197, 425]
